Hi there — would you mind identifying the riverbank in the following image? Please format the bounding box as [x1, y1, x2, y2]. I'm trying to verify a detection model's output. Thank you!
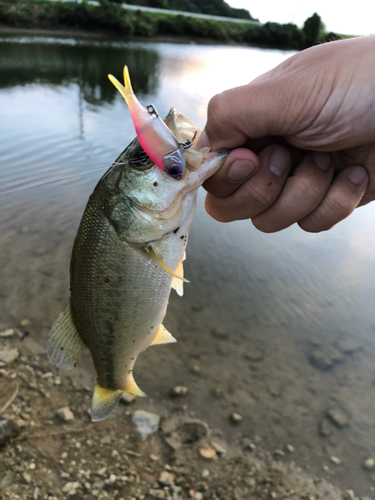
[0, 0, 342, 49]
[0, 335, 364, 500]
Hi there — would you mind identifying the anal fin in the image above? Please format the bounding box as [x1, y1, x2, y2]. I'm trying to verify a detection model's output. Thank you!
[172, 258, 184, 296]
[47, 303, 86, 370]
[125, 375, 147, 397]
[91, 383, 123, 422]
[150, 324, 177, 346]
[146, 246, 189, 283]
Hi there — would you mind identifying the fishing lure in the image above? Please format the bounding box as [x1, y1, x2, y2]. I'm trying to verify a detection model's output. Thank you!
[108, 66, 193, 180]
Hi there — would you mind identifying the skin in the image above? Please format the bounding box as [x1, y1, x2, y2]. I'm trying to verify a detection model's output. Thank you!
[196, 35, 375, 233]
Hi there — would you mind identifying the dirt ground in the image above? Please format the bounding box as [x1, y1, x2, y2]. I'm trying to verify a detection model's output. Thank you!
[0, 334, 367, 500]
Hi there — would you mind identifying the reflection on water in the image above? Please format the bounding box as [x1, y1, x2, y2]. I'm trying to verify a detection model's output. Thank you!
[1, 36, 375, 496]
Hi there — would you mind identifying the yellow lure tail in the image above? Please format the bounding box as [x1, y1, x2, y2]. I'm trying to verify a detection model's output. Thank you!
[108, 65, 134, 100]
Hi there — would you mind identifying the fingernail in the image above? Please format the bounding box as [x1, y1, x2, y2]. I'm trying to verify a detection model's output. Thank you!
[348, 166, 367, 185]
[312, 152, 331, 170]
[269, 148, 291, 176]
[227, 160, 255, 181]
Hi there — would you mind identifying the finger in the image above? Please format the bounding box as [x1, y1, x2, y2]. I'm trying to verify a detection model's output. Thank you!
[252, 152, 334, 233]
[205, 145, 292, 223]
[298, 166, 369, 232]
[203, 148, 260, 198]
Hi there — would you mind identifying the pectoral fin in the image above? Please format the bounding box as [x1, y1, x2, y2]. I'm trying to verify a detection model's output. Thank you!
[146, 247, 189, 283]
[47, 303, 87, 370]
[150, 324, 177, 346]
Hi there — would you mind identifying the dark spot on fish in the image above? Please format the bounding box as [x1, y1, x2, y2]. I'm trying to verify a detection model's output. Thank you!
[173, 227, 179, 234]
[104, 277, 110, 283]
[61, 347, 63, 351]
[133, 340, 135, 342]
[151, 326, 153, 329]
[180, 235, 184, 240]
[153, 182, 158, 187]
[131, 358, 134, 360]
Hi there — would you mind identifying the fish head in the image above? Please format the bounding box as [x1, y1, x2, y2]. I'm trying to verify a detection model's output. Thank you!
[105, 109, 227, 244]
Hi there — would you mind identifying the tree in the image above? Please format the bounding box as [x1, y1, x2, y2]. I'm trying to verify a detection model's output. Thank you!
[303, 12, 322, 47]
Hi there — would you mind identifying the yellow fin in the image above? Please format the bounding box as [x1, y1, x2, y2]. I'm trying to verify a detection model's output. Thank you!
[108, 65, 134, 100]
[147, 247, 189, 283]
[91, 383, 123, 422]
[150, 324, 177, 346]
[125, 375, 147, 397]
[172, 259, 184, 296]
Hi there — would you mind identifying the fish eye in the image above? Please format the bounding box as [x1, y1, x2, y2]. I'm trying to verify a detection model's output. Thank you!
[163, 150, 186, 180]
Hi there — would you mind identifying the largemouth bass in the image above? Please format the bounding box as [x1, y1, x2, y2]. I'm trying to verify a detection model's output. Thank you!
[47, 105, 226, 421]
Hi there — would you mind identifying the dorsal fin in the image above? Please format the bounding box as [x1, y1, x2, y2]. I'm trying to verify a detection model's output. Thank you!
[150, 324, 177, 346]
[47, 303, 86, 370]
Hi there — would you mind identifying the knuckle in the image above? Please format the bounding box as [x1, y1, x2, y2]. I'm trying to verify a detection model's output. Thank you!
[243, 182, 276, 210]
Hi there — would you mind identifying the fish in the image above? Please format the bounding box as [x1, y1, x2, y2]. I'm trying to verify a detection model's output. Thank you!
[47, 103, 227, 422]
[109, 66, 195, 180]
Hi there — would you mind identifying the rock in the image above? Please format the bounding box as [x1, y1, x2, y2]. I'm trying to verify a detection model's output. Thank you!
[0, 348, 19, 364]
[0, 417, 19, 445]
[274, 449, 285, 457]
[149, 489, 166, 499]
[62, 481, 80, 495]
[20, 319, 30, 327]
[0, 329, 19, 338]
[132, 410, 160, 440]
[111, 449, 120, 458]
[170, 386, 188, 398]
[329, 456, 341, 465]
[286, 444, 295, 453]
[121, 392, 136, 405]
[363, 458, 375, 470]
[201, 469, 210, 478]
[342, 490, 355, 500]
[337, 339, 362, 354]
[229, 412, 242, 425]
[211, 441, 226, 455]
[149, 454, 160, 461]
[158, 471, 174, 486]
[309, 350, 334, 370]
[177, 419, 209, 444]
[319, 418, 334, 437]
[211, 328, 228, 340]
[198, 443, 216, 459]
[56, 407, 74, 423]
[326, 408, 349, 428]
[164, 435, 182, 450]
[22, 472, 31, 484]
[244, 349, 263, 362]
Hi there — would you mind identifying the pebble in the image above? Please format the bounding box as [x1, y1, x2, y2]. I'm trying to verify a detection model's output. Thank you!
[149, 454, 160, 461]
[337, 339, 362, 354]
[149, 489, 166, 499]
[329, 456, 341, 465]
[210, 328, 228, 340]
[286, 444, 295, 453]
[198, 443, 216, 459]
[22, 472, 31, 484]
[363, 458, 375, 470]
[201, 469, 210, 478]
[0, 329, 18, 338]
[319, 418, 333, 437]
[0, 348, 19, 364]
[170, 386, 188, 398]
[121, 392, 136, 405]
[62, 481, 80, 495]
[158, 471, 174, 486]
[56, 407, 74, 423]
[0, 417, 19, 445]
[132, 410, 160, 440]
[164, 435, 182, 450]
[309, 350, 334, 370]
[20, 319, 31, 327]
[342, 490, 355, 500]
[229, 412, 242, 424]
[326, 408, 349, 428]
[244, 349, 263, 362]
[211, 440, 226, 455]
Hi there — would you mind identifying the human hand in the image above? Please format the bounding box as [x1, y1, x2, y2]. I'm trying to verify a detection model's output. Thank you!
[198, 35, 375, 232]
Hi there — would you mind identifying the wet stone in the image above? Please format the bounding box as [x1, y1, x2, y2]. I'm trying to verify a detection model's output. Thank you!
[132, 410, 160, 440]
[0, 417, 19, 445]
[326, 408, 349, 428]
[363, 458, 375, 470]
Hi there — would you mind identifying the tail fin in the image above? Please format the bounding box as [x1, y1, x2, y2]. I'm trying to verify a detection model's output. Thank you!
[91, 383, 123, 422]
[108, 65, 134, 101]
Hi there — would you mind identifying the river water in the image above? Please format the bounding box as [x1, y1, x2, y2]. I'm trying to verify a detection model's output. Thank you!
[1, 35, 375, 496]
